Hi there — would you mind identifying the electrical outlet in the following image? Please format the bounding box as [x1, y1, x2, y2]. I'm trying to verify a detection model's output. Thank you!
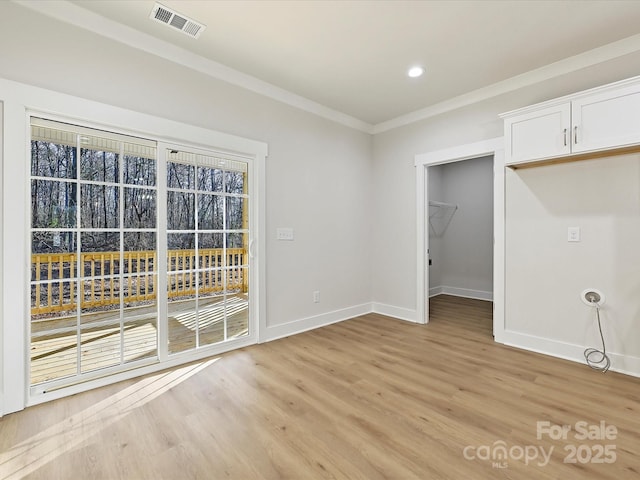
[313, 291, 320, 303]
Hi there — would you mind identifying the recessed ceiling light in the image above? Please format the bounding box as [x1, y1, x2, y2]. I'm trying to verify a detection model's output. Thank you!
[408, 66, 425, 78]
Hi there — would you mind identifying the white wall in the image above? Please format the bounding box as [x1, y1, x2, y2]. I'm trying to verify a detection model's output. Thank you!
[429, 157, 493, 300]
[0, 100, 3, 411]
[505, 154, 640, 374]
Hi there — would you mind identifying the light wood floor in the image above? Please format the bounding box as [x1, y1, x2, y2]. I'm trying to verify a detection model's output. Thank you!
[2, 295, 639, 479]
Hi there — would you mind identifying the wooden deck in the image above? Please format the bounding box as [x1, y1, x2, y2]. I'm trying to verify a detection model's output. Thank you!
[30, 295, 249, 385]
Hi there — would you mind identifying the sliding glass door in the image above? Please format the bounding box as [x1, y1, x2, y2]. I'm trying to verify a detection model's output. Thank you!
[29, 119, 252, 391]
[165, 148, 249, 354]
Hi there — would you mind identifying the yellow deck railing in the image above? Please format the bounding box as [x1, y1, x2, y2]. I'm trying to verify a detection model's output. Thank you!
[31, 248, 248, 316]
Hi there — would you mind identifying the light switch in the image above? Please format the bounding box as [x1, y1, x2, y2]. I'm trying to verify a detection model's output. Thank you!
[568, 226, 580, 242]
[276, 227, 294, 241]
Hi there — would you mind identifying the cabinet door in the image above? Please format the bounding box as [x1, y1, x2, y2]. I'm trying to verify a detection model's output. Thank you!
[505, 103, 571, 165]
[572, 83, 640, 153]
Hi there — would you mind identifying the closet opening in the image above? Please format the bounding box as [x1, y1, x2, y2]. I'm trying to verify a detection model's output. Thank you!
[414, 137, 505, 342]
[427, 156, 494, 335]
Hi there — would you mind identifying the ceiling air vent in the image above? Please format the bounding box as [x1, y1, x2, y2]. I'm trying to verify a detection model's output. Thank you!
[149, 3, 205, 39]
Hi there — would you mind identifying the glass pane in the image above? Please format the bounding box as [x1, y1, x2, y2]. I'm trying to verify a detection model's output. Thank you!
[31, 141, 77, 179]
[198, 268, 224, 297]
[81, 278, 120, 315]
[80, 147, 119, 183]
[167, 191, 195, 230]
[167, 232, 195, 251]
[167, 162, 195, 189]
[123, 233, 156, 275]
[81, 232, 120, 276]
[227, 288, 249, 340]
[80, 323, 121, 374]
[31, 180, 77, 228]
[225, 170, 245, 195]
[167, 270, 196, 300]
[198, 166, 223, 192]
[30, 278, 78, 383]
[124, 155, 156, 186]
[123, 317, 157, 363]
[167, 233, 196, 272]
[225, 266, 245, 294]
[123, 231, 156, 253]
[124, 188, 156, 229]
[226, 197, 245, 230]
[31, 232, 77, 282]
[198, 290, 225, 347]
[31, 280, 77, 321]
[123, 272, 157, 363]
[32, 231, 76, 254]
[31, 328, 78, 385]
[168, 299, 196, 354]
[81, 231, 119, 252]
[198, 233, 224, 269]
[80, 184, 119, 228]
[226, 232, 247, 250]
[197, 194, 223, 230]
[123, 274, 155, 308]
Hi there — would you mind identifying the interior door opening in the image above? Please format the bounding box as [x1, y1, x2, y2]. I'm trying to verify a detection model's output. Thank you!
[415, 137, 505, 342]
[426, 156, 494, 335]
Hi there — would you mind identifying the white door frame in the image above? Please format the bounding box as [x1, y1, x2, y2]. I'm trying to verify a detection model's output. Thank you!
[415, 137, 505, 342]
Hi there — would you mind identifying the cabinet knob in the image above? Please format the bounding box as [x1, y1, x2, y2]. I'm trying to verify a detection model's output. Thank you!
[574, 126, 578, 144]
[563, 128, 567, 147]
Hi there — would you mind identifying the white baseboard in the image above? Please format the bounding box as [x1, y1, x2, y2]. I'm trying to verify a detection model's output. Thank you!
[262, 303, 372, 342]
[501, 330, 640, 378]
[371, 303, 418, 323]
[428, 286, 443, 298]
[429, 285, 493, 301]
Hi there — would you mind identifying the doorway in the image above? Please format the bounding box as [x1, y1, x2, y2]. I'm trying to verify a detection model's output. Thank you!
[28, 119, 257, 395]
[415, 138, 505, 341]
[427, 157, 493, 300]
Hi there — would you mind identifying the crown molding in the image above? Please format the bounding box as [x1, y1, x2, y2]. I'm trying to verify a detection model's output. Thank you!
[12, 1, 640, 136]
[373, 33, 640, 134]
[13, 0, 374, 134]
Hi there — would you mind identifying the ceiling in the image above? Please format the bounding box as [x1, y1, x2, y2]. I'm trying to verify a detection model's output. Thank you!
[40, 1, 640, 129]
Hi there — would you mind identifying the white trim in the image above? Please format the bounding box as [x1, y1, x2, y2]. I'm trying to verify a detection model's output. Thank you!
[428, 286, 443, 298]
[415, 165, 427, 325]
[429, 287, 493, 302]
[375, 34, 640, 134]
[415, 138, 504, 167]
[262, 303, 372, 342]
[371, 303, 418, 323]
[499, 73, 640, 118]
[14, 0, 372, 134]
[415, 137, 505, 342]
[502, 330, 640, 378]
[0, 100, 3, 416]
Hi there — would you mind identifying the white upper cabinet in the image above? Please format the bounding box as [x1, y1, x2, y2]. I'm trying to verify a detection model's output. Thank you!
[572, 83, 640, 154]
[501, 76, 640, 166]
[505, 103, 571, 164]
